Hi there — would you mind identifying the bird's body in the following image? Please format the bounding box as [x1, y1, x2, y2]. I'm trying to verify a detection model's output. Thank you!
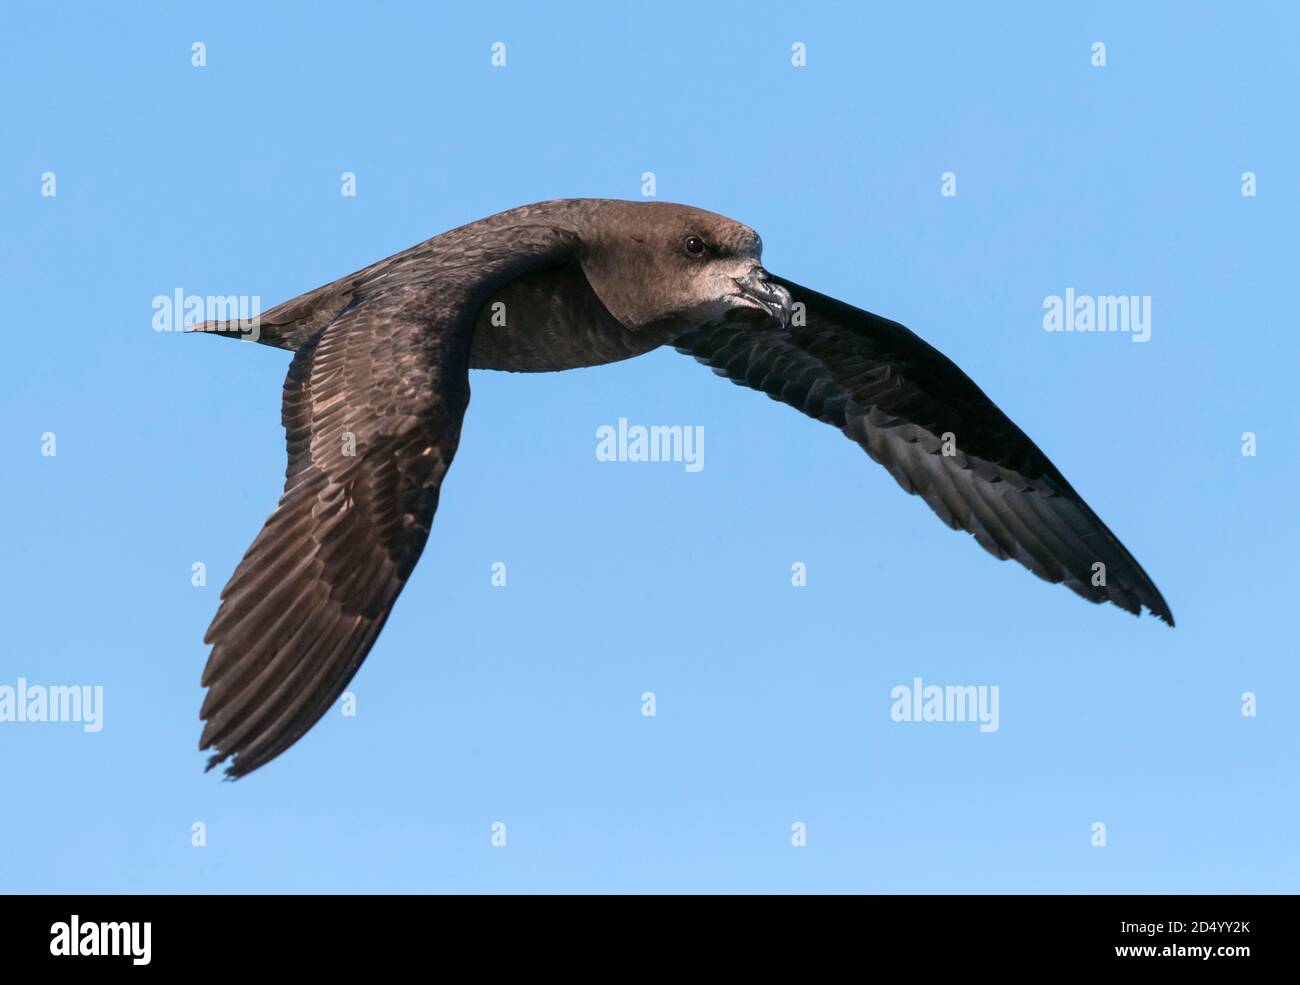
[192, 198, 1172, 778]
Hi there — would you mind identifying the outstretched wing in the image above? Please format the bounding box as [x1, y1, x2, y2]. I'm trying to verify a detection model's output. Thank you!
[197, 224, 583, 778]
[673, 275, 1173, 625]
[199, 295, 470, 777]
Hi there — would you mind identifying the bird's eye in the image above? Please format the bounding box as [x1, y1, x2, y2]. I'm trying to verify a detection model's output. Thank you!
[684, 236, 706, 256]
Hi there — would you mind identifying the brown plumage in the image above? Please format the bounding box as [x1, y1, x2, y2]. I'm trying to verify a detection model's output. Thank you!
[191, 198, 1171, 779]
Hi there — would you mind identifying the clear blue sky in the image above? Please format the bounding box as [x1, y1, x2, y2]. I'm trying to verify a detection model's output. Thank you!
[2, 2, 1296, 893]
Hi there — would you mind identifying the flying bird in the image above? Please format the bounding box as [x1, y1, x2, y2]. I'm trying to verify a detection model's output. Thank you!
[191, 198, 1172, 778]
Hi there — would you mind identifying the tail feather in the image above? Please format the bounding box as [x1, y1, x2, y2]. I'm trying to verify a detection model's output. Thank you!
[188, 281, 360, 351]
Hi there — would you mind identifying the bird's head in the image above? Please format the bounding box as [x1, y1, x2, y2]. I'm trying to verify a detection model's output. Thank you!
[574, 201, 793, 336]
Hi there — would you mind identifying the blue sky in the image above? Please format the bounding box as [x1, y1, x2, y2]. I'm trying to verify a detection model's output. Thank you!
[2, 2, 1296, 893]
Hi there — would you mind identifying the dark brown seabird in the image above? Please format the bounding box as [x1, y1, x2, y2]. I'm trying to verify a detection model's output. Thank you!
[191, 198, 1172, 778]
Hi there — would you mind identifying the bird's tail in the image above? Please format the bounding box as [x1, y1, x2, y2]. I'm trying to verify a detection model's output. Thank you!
[185, 317, 279, 347]
[186, 285, 353, 351]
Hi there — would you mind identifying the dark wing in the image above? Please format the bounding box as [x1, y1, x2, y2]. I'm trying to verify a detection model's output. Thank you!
[198, 295, 469, 777]
[673, 275, 1173, 625]
[197, 224, 582, 778]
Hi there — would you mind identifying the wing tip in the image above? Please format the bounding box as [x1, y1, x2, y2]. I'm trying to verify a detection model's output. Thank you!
[1150, 601, 1176, 628]
[202, 740, 253, 781]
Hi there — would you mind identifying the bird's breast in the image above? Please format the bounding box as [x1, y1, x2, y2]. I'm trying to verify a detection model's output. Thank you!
[468, 261, 668, 372]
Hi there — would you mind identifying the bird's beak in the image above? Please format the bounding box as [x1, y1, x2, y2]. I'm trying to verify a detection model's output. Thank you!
[733, 266, 793, 327]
